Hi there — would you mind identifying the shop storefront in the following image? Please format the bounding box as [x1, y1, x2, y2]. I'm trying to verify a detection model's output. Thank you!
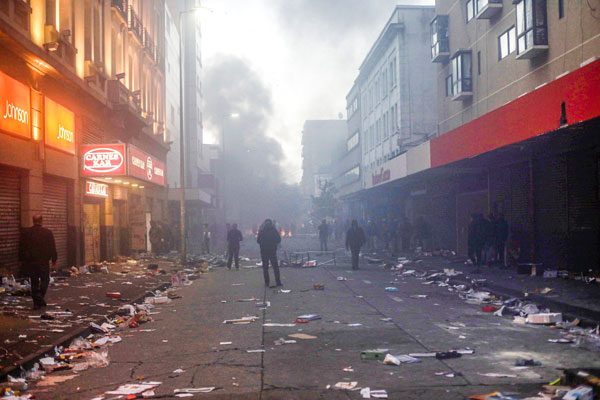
[80, 143, 166, 257]
[82, 180, 109, 264]
[0, 69, 30, 274]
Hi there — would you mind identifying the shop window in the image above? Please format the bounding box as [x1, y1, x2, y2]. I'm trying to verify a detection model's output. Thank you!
[515, 0, 548, 59]
[431, 15, 449, 63]
[498, 26, 516, 60]
[451, 50, 473, 101]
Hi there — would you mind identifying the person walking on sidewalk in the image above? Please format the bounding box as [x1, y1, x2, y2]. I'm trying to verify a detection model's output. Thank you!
[19, 214, 57, 310]
[257, 219, 282, 287]
[318, 219, 329, 252]
[226, 223, 243, 270]
[345, 220, 366, 270]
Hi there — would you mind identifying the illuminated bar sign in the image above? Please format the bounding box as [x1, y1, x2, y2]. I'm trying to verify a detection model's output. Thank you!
[81, 144, 127, 176]
[86, 181, 108, 197]
[0, 70, 30, 138]
[45, 96, 75, 154]
[128, 145, 165, 186]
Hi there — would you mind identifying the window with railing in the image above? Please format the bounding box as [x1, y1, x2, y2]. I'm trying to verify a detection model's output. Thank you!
[515, 0, 548, 59]
[451, 50, 472, 99]
[431, 15, 449, 62]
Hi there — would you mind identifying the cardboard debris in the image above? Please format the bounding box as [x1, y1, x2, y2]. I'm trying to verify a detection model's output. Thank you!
[527, 313, 562, 324]
[288, 333, 317, 340]
[174, 387, 217, 393]
[105, 382, 162, 395]
[223, 316, 258, 324]
[332, 381, 358, 390]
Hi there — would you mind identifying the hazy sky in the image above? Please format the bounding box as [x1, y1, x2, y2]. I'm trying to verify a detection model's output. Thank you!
[201, 0, 434, 184]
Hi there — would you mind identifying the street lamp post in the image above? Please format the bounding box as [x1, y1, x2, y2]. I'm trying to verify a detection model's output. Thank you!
[221, 113, 239, 224]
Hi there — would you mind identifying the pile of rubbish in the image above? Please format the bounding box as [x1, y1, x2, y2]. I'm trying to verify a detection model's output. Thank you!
[0, 286, 185, 399]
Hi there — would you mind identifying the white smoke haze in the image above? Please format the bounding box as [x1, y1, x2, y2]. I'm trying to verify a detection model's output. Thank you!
[201, 0, 434, 183]
[203, 55, 302, 228]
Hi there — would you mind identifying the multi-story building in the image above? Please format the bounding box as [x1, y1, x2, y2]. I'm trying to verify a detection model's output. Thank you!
[300, 119, 347, 205]
[334, 5, 436, 224]
[332, 82, 362, 220]
[421, 0, 600, 270]
[0, 0, 168, 275]
[165, 0, 210, 253]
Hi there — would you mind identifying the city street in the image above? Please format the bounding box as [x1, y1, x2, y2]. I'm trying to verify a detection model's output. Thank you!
[27, 238, 599, 399]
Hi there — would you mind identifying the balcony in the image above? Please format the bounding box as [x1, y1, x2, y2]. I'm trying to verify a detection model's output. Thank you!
[451, 50, 473, 101]
[111, 0, 127, 23]
[143, 29, 156, 61]
[476, 0, 502, 19]
[431, 15, 449, 63]
[128, 6, 143, 45]
[515, 0, 548, 59]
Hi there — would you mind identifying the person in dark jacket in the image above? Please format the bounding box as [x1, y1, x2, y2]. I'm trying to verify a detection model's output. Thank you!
[318, 219, 329, 252]
[345, 220, 366, 270]
[495, 214, 509, 263]
[257, 219, 282, 286]
[467, 213, 483, 267]
[226, 223, 243, 270]
[19, 215, 57, 310]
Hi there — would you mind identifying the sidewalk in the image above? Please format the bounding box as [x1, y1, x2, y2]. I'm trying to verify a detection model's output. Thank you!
[372, 250, 600, 326]
[0, 254, 207, 380]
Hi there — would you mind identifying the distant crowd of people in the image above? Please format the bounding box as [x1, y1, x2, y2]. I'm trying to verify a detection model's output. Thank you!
[467, 213, 514, 268]
[314, 216, 431, 255]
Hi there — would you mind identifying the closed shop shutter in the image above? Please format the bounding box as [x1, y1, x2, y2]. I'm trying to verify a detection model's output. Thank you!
[509, 162, 533, 261]
[43, 177, 69, 269]
[0, 172, 21, 275]
[81, 115, 104, 144]
[567, 151, 599, 273]
[534, 156, 568, 270]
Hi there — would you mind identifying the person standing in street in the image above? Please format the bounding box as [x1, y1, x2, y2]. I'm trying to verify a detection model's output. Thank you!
[495, 214, 509, 264]
[202, 224, 211, 255]
[318, 219, 329, 252]
[19, 215, 57, 310]
[345, 220, 366, 270]
[257, 219, 282, 287]
[226, 223, 243, 270]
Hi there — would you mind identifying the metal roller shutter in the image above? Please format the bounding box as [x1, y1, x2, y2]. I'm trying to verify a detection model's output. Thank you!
[534, 156, 568, 270]
[0, 172, 21, 276]
[43, 177, 68, 269]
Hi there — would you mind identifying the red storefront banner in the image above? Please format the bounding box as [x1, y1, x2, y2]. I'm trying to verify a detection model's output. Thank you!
[128, 145, 165, 186]
[430, 58, 600, 168]
[81, 144, 127, 176]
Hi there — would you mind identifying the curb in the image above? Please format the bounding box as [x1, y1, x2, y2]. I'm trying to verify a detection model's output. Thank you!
[0, 281, 172, 381]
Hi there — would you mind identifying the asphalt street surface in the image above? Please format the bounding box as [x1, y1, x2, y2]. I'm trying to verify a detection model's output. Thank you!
[30, 238, 600, 399]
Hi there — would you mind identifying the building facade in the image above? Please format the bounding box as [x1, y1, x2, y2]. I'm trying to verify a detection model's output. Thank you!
[423, 0, 600, 270]
[300, 119, 347, 201]
[0, 0, 168, 275]
[165, 0, 212, 254]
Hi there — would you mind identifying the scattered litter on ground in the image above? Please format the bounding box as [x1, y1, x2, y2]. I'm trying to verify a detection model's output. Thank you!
[384, 287, 399, 292]
[288, 333, 317, 340]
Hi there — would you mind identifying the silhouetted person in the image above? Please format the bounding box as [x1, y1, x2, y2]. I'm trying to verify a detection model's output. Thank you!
[495, 214, 509, 263]
[202, 224, 211, 254]
[468, 214, 485, 268]
[318, 219, 329, 252]
[400, 216, 412, 252]
[346, 220, 366, 270]
[149, 220, 163, 255]
[226, 223, 243, 270]
[257, 219, 282, 287]
[19, 215, 57, 310]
